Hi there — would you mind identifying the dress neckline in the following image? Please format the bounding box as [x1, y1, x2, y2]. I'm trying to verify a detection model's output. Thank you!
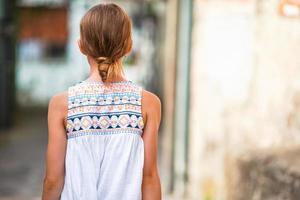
[81, 79, 132, 84]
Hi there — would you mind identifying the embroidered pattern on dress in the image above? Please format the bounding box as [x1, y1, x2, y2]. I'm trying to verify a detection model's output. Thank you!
[66, 81, 144, 139]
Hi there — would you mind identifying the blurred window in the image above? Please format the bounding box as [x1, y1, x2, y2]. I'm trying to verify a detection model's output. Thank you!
[18, 6, 68, 60]
[278, 0, 300, 17]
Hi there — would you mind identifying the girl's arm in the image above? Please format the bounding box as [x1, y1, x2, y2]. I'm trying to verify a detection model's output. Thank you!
[42, 92, 68, 200]
[141, 90, 162, 200]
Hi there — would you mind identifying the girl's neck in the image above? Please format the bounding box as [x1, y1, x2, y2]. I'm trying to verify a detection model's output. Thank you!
[86, 56, 127, 83]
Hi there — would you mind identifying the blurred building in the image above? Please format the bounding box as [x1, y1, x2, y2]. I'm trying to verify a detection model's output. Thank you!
[15, 0, 165, 106]
[171, 0, 300, 199]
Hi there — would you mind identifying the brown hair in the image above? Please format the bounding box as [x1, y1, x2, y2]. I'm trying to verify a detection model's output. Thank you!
[79, 3, 133, 82]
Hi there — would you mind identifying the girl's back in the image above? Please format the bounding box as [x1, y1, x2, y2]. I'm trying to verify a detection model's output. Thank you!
[61, 80, 144, 199]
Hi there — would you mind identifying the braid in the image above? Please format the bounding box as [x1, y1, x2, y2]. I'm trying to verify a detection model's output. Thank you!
[95, 57, 112, 82]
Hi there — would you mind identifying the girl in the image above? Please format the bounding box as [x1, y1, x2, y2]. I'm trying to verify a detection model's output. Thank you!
[42, 3, 161, 200]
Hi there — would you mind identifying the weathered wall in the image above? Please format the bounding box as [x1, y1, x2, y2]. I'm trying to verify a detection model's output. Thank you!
[226, 147, 300, 200]
[188, 0, 300, 199]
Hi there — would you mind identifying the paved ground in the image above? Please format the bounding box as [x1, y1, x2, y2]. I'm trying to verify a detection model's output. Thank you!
[0, 108, 47, 200]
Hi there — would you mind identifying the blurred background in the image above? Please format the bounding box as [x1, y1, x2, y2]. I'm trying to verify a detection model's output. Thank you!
[0, 0, 300, 199]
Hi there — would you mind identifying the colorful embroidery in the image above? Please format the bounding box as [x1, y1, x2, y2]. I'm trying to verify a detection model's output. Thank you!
[66, 81, 144, 139]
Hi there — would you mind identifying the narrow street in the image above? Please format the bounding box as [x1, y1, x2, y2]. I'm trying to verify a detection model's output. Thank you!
[0, 109, 48, 200]
[1, 0, 300, 199]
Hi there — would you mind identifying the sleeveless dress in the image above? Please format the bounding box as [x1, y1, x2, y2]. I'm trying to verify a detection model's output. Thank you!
[60, 80, 145, 200]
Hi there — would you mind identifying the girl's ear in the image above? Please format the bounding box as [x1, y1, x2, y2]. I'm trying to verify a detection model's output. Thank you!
[77, 39, 87, 55]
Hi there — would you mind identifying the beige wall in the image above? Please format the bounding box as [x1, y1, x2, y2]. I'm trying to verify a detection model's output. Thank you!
[159, 0, 178, 197]
[188, 0, 300, 199]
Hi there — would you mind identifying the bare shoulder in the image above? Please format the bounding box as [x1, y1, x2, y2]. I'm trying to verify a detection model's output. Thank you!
[141, 89, 161, 112]
[141, 89, 161, 129]
[49, 91, 68, 107]
[48, 91, 68, 117]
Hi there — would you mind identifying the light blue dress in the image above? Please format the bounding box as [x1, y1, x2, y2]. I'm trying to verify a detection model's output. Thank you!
[60, 80, 145, 200]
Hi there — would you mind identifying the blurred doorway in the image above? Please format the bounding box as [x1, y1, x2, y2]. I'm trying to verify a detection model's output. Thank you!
[0, 0, 16, 129]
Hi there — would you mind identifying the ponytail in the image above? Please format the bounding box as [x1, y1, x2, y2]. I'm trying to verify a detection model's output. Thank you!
[95, 57, 123, 82]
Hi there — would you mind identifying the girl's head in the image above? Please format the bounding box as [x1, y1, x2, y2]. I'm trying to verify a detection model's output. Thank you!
[79, 3, 132, 82]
